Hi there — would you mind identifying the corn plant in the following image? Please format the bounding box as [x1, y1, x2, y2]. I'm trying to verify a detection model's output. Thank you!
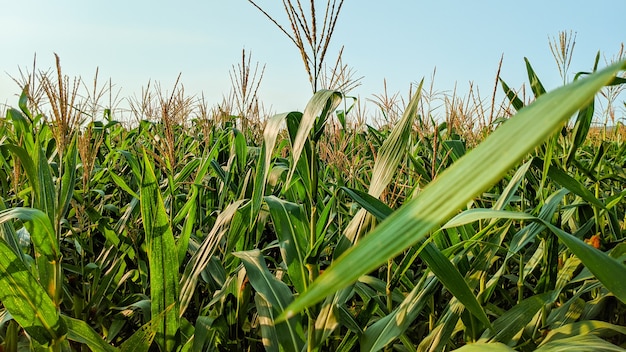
[281, 60, 626, 350]
[0, 53, 624, 352]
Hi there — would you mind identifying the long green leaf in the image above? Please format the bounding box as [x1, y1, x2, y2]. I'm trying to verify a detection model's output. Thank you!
[535, 334, 625, 352]
[139, 150, 179, 351]
[59, 135, 78, 225]
[545, 222, 626, 304]
[361, 275, 438, 352]
[342, 83, 422, 246]
[265, 196, 309, 294]
[492, 159, 532, 211]
[34, 137, 56, 225]
[286, 90, 342, 184]
[30, 140, 59, 301]
[533, 158, 606, 209]
[482, 292, 553, 343]
[252, 111, 300, 225]
[340, 186, 393, 220]
[0, 201, 24, 263]
[255, 294, 284, 352]
[342, 186, 492, 330]
[0, 144, 37, 195]
[499, 78, 524, 111]
[233, 250, 305, 352]
[109, 171, 139, 199]
[179, 200, 244, 316]
[441, 206, 626, 304]
[420, 242, 491, 328]
[119, 306, 173, 352]
[280, 60, 626, 319]
[443, 209, 535, 229]
[6, 107, 35, 152]
[0, 207, 59, 295]
[452, 342, 515, 352]
[566, 100, 595, 165]
[370, 80, 423, 198]
[541, 320, 626, 345]
[0, 236, 66, 345]
[62, 315, 118, 352]
[0, 142, 60, 301]
[192, 316, 219, 352]
[419, 299, 465, 351]
[174, 154, 213, 265]
[525, 57, 547, 98]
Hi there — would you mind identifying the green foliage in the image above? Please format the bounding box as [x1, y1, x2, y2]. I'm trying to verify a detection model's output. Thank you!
[0, 58, 624, 352]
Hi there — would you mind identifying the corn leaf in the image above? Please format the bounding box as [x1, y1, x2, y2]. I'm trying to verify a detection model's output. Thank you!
[535, 334, 625, 352]
[0, 143, 61, 294]
[192, 316, 219, 352]
[140, 150, 179, 351]
[525, 57, 547, 98]
[0, 207, 59, 295]
[179, 200, 244, 316]
[252, 112, 300, 224]
[233, 249, 305, 352]
[5, 107, 35, 158]
[443, 209, 535, 229]
[0, 201, 24, 263]
[361, 275, 438, 352]
[482, 292, 553, 343]
[441, 206, 626, 305]
[541, 320, 626, 345]
[499, 78, 524, 111]
[255, 294, 283, 352]
[444, 204, 626, 303]
[452, 342, 516, 352]
[62, 315, 118, 352]
[342, 186, 492, 330]
[534, 158, 606, 209]
[174, 155, 213, 265]
[342, 82, 422, 246]
[340, 186, 393, 220]
[420, 242, 491, 328]
[59, 136, 78, 224]
[0, 233, 66, 345]
[0, 144, 37, 195]
[419, 299, 465, 351]
[119, 306, 173, 352]
[109, 171, 139, 199]
[566, 100, 595, 165]
[264, 196, 309, 294]
[281, 60, 626, 319]
[286, 90, 342, 184]
[492, 160, 532, 211]
[34, 138, 56, 225]
[545, 222, 626, 304]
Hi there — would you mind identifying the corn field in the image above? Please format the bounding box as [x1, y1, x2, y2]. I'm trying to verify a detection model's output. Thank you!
[0, 45, 625, 352]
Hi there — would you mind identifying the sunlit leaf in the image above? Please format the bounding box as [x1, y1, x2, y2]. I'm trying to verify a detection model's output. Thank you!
[281, 60, 626, 320]
[140, 150, 179, 351]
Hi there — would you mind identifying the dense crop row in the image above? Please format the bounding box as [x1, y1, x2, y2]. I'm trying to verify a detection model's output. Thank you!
[0, 57, 625, 351]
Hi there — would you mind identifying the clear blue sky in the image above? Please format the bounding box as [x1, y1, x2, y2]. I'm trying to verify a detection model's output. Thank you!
[1, 1, 624, 117]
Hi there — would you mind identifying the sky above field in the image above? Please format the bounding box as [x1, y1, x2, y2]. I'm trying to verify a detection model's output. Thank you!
[0, 1, 624, 118]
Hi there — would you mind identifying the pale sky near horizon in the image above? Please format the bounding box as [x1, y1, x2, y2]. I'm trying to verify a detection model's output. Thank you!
[0, 1, 624, 120]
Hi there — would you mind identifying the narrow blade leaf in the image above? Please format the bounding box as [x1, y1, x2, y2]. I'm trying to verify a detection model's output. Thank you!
[0, 237, 66, 344]
[281, 60, 626, 319]
[234, 250, 305, 352]
[140, 150, 179, 351]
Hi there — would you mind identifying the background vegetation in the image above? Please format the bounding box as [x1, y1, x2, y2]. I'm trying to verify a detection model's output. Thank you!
[0, 3, 626, 351]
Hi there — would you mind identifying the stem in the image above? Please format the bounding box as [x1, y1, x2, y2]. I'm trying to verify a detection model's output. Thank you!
[308, 139, 319, 351]
[386, 259, 392, 313]
[517, 254, 524, 304]
[54, 148, 63, 309]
